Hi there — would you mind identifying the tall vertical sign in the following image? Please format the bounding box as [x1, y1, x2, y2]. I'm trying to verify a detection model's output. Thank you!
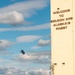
[51, 0, 74, 75]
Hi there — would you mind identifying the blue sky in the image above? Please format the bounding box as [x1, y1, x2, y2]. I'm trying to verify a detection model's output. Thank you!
[0, 0, 50, 75]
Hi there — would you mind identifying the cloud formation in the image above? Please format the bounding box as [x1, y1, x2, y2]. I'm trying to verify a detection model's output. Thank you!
[0, 67, 50, 75]
[32, 39, 50, 49]
[25, 69, 50, 75]
[0, 0, 49, 18]
[38, 39, 50, 46]
[31, 46, 40, 49]
[16, 35, 42, 42]
[16, 52, 50, 64]
[0, 11, 24, 25]
[0, 40, 12, 50]
[0, 23, 50, 32]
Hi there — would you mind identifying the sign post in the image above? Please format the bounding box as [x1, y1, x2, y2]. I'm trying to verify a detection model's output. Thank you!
[51, 0, 75, 75]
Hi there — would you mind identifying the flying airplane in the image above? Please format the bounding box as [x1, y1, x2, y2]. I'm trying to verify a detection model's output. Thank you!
[21, 50, 25, 55]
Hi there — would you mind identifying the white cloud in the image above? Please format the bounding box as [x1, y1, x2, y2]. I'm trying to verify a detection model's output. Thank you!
[0, 11, 24, 25]
[32, 39, 50, 49]
[0, 67, 24, 75]
[26, 69, 50, 75]
[17, 52, 50, 64]
[0, 51, 50, 74]
[31, 45, 40, 49]
[0, 58, 27, 69]
[0, 40, 12, 50]
[38, 39, 50, 46]
[16, 35, 42, 42]
[0, 0, 49, 18]
[0, 0, 49, 26]
[0, 67, 50, 75]
[0, 23, 50, 32]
